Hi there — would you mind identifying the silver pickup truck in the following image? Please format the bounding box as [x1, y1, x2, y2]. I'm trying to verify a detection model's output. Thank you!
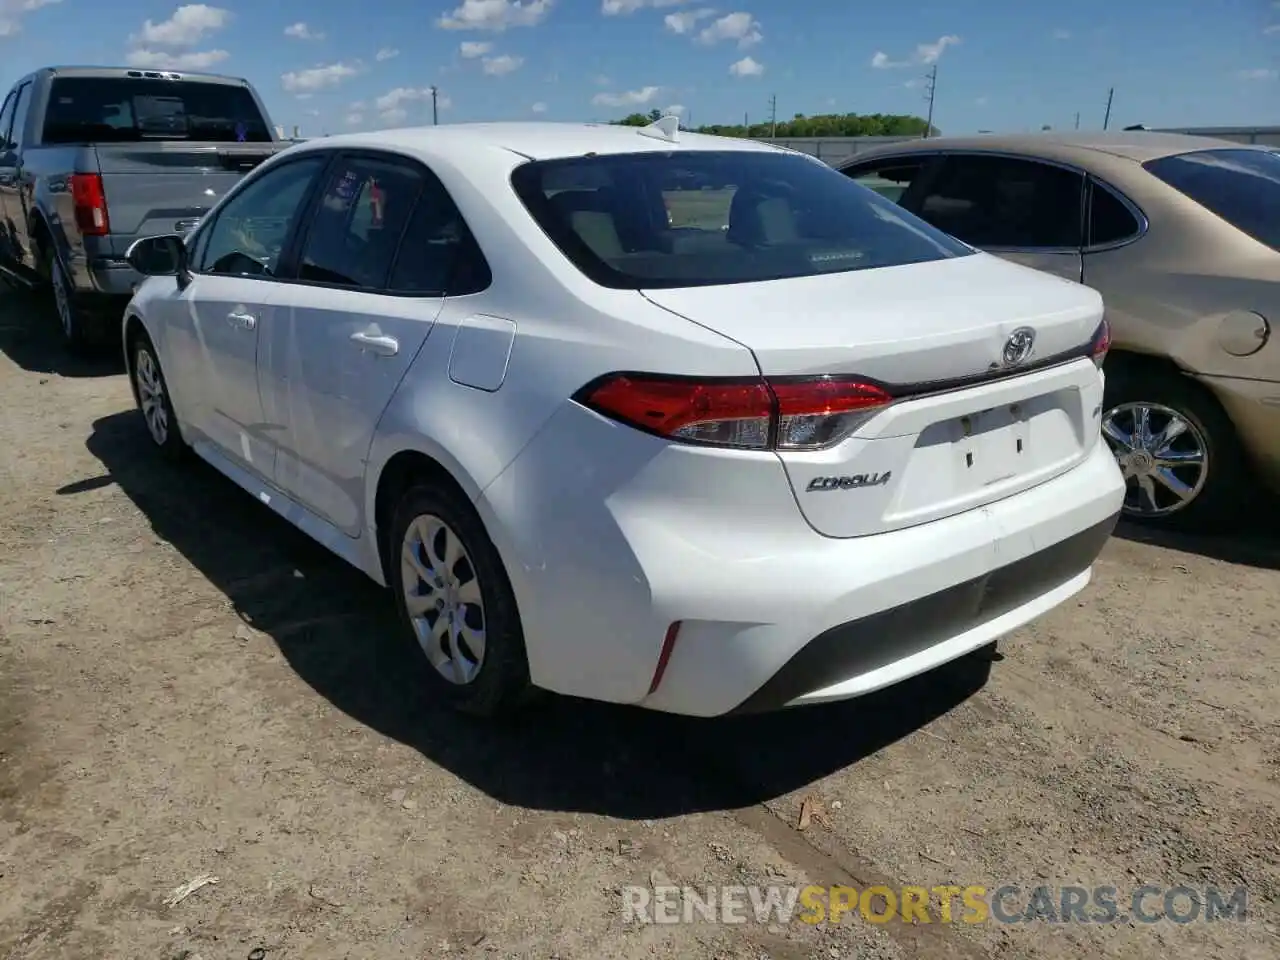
[0, 66, 293, 351]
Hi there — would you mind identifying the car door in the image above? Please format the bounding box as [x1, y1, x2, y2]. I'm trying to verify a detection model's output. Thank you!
[261, 151, 470, 536]
[152, 153, 330, 479]
[0, 87, 19, 268]
[908, 153, 1086, 283]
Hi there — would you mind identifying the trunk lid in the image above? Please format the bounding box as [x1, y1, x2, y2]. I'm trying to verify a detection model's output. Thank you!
[93, 142, 286, 255]
[641, 254, 1107, 538]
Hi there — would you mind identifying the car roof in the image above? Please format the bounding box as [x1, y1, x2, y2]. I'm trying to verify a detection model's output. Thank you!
[846, 131, 1267, 165]
[291, 121, 795, 163]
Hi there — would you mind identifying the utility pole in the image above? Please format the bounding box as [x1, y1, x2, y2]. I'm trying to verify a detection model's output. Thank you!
[1074, 111, 1080, 130]
[923, 64, 938, 138]
[430, 86, 439, 126]
[768, 93, 777, 138]
[1103, 87, 1114, 131]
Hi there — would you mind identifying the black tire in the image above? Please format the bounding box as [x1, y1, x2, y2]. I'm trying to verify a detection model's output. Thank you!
[46, 249, 94, 354]
[388, 482, 532, 718]
[129, 332, 187, 461]
[1102, 365, 1248, 531]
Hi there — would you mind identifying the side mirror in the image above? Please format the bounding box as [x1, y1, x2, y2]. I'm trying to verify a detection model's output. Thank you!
[126, 234, 187, 278]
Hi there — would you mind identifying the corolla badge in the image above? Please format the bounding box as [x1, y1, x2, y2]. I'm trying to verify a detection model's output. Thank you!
[1002, 327, 1036, 367]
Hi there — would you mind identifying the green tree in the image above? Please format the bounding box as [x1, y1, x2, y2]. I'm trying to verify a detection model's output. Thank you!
[609, 110, 936, 138]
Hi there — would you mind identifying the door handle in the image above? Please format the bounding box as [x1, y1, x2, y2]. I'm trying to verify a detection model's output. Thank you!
[226, 311, 257, 330]
[350, 331, 399, 357]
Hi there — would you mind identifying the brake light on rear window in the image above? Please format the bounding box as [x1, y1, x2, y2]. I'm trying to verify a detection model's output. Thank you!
[574, 373, 893, 451]
[1089, 317, 1111, 369]
[69, 174, 110, 236]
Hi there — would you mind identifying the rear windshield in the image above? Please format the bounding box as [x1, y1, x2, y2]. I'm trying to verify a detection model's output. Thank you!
[510, 150, 973, 289]
[1143, 148, 1280, 252]
[42, 77, 273, 144]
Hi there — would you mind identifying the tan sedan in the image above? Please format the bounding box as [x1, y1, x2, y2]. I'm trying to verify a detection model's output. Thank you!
[838, 133, 1280, 529]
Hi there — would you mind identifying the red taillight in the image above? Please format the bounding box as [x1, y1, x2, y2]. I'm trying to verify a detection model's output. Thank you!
[69, 173, 110, 236]
[576, 373, 893, 451]
[1089, 317, 1111, 369]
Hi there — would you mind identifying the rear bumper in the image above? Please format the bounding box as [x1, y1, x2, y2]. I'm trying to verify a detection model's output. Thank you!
[1197, 374, 1280, 491]
[479, 400, 1126, 717]
[83, 255, 144, 298]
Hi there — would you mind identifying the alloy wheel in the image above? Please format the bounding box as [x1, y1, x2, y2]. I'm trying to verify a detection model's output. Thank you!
[1101, 401, 1209, 517]
[135, 348, 169, 446]
[400, 513, 487, 685]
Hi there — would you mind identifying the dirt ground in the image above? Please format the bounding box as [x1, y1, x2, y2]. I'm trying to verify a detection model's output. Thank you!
[1, 284, 1278, 960]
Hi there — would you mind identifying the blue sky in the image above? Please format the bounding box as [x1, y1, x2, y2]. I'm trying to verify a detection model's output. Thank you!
[1, 0, 1278, 137]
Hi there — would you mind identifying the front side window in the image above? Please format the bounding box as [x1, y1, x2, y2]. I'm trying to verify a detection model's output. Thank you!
[914, 155, 1085, 249]
[510, 150, 972, 289]
[42, 77, 273, 144]
[294, 155, 425, 289]
[197, 156, 327, 277]
[1144, 148, 1280, 252]
[9, 83, 32, 150]
[843, 158, 930, 205]
[0, 91, 17, 152]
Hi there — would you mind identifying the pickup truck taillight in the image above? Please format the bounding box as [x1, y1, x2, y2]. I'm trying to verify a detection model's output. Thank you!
[69, 174, 110, 236]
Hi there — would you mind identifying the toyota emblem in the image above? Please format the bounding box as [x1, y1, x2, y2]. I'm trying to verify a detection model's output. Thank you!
[1002, 327, 1036, 367]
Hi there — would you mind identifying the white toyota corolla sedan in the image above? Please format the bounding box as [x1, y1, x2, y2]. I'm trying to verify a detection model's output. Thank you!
[121, 118, 1126, 718]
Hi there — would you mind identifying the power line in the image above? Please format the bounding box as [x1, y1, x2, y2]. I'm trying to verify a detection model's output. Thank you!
[922, 64, 938, 138]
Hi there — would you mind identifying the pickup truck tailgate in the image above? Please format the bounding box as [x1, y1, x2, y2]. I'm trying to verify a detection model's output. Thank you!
[94, 142, 284, 255]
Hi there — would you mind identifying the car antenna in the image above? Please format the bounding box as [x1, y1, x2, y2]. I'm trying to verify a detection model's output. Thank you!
[637, 114, 681, 144]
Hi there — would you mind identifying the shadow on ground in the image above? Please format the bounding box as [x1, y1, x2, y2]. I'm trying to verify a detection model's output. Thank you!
[0, 285, 123, 378]
[1113, 505, 1280, 571]
[75, 408, 992, 819]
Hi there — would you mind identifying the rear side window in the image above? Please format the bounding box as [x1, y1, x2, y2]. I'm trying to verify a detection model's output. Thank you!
[388, 178, 491, 296]
[295, 156, 425, 290]
[1144, 149, 1280, 252]
[42, 77, 272, 144]
[1087, 181, 1141, 247]
[842, 159, 929, 205]
[510, 150, 972, 289]
[914, 155, 1084, 249]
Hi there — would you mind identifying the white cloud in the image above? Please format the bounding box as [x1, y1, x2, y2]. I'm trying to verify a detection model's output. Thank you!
[904, 77, 925, 89]
[664, 7, 713, 34]
[1264, 24, 1280, 35]
[460, 40, 493, 57]
[437, 0, 552, 31]
[591, 85, 661, 107]
[284, 21, 324, 40]
[1237, 67, 1278, 81]
[374, 86, 449, 121]
[871, 35, 960, 69]
[482, 54, 524, 75]
[728, 55, 763, 77]
[0, 0, 61, 38]
[974, 95, 989, 106]
[696, 11, 762, 48]
[132, 4, 230, 47]
[531, 101, 548, 113]
[375, 47, 400, 61]
[125, 47, 230, 69]
[663, 103, 685, 115]
[916, 35, 960, 64]
[281, 61, 362, 93]
[346, 113, 364, 125]
[602, 0, 690, 13]
[1052, 28, 1071, 40]
[593, 73, 611, 85]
